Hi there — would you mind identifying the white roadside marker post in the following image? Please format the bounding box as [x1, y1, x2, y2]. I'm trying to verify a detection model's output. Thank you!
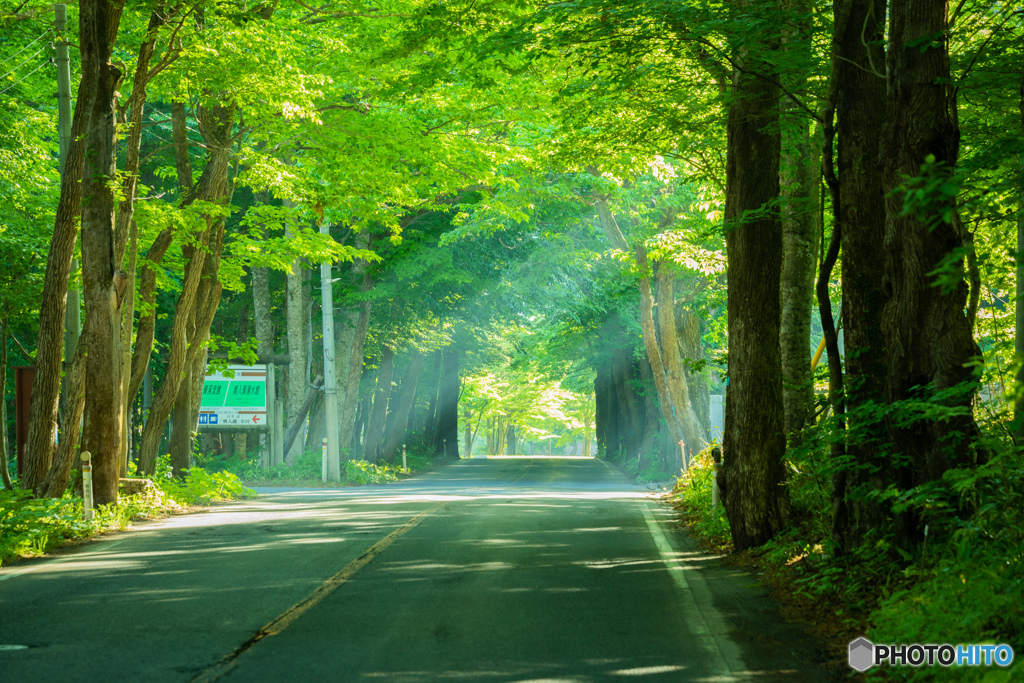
[81, 451, 94, 521]
[322, 438, 328, 482]
[402, 444, 407, 472]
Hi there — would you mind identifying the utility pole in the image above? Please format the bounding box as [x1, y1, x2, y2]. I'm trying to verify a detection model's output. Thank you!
[319, 221, 341, 482]
[55, 4, 81, 362]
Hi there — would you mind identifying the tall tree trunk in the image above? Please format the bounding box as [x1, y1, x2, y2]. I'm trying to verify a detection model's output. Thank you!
[882, 0, 980, 550]
[1015, 63, 1023, 437]
[37, 321, 88, 498]
[636, 354, 661, 464]
[677, 308, 710, 442]
[435, 346, 460, 458]
[363, 346, 395, 463]
[832, 0, 890, 552]
[635, 245, 684, 463]
[252, 251, 273, 465]
[336, 232, 374, 459]
[21, 85, 88, 494]
[382, 352, 424, 461]
[0, 321, 12, 489]
[719, 30, 789, 550]
[594, 361, 609, 457]
[779, 0, 819, 438]
[655, 268, 704, 461]
[79, 0, 124, 505]
[285, 217, 309, 463]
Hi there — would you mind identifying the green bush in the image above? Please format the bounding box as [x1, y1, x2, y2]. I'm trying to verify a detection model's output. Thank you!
[672, 447, 731, 543]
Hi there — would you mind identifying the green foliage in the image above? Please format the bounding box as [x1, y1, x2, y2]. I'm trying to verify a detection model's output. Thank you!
[203, 449, 425, 487]
[868, 452, 1024, 681]
[159, 467, 256, 506]
[0, 489, 91, 565]
[671, 448, 731, 544]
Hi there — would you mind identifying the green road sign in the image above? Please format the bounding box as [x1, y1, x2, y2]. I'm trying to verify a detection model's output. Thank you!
[198, 365, 268, 428]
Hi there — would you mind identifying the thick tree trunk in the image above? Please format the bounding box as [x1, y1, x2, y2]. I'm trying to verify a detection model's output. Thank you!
[22, 2, 126, 496]
[336, 232, 374, 459]
[635, 245, 684, 464]
[636, 354, 661, 465]
[882, 0, 980, 550]
[719, 36, 789, 550]
[21, 87, 88, 494]
[382, 352, 424, 462]
[37, 322, 88, 498]
[363, 346, 395, 463]
[677, 308, 710, 443]
[655, 268, 704, 462]
[252, 253, 272, 465]
[1015, 65, 1023, 437]
[832, 0, 890, 552]
[594, 361, 609, 457]
[779, 0, 818, 438]
[611, 347, 641, 461]
[435, 346, 460, 458]
[79, 0, 124, 505]
[0, 321, 12, 490]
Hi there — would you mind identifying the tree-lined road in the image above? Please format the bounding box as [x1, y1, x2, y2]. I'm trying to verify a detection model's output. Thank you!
[0, 459, 830, 681]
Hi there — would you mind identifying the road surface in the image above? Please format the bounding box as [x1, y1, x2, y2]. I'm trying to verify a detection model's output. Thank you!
[0, 457, 831, 681]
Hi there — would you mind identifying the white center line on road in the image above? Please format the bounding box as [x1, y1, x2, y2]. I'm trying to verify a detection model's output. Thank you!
[192, 501, 445, 683]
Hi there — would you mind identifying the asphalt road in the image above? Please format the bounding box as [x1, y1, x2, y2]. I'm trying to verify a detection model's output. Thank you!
[0, 457, 832, 682]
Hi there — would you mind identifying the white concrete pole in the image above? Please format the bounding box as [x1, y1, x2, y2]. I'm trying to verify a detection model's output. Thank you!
[320, 222, 341, 482]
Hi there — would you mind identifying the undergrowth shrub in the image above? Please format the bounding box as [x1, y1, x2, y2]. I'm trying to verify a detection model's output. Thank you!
[672, 447, 731, 543]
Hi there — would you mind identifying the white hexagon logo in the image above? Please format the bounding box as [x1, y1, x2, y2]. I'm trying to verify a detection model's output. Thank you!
[849, 637, 874, 672]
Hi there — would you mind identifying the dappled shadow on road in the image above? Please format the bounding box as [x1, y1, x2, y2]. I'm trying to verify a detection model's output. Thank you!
[0, 457, 826, 682]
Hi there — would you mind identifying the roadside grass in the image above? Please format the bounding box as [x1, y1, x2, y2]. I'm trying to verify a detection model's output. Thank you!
[672, 441, 1024, 681]
[0, 455, 254, 568]
[201, 448, 434, 487]
[1, 443, 447, 568]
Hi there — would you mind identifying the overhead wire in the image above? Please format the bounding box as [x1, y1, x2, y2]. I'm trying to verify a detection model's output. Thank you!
[0, 40, 53, 84]
[0, 57, 51, 96]
[0, 30, 48, 65]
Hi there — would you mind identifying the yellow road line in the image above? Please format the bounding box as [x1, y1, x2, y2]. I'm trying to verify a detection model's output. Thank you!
[193, 502, 444, 683]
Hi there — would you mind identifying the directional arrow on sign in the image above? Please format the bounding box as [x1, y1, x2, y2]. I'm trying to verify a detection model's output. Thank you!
[252, 415, 260, 424]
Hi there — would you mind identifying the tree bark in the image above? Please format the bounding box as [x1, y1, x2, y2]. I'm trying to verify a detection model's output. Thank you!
[285, 217, 309, 463]
[21, 84, 88, 494]
[655, 267, 704, 461]
[79, 0, 124, 505]
[37, 321, 88, 498]
[1015, 62, 1024, 437]
[832, 0, 890, 552]
[336, 232, 374, 458]
[594, 362, 609, 457]
[677, 308, 710, 442]
[634, 245, 684, 460]
[363, 346, 395, 463]
[435, 346, 460, 458]
[882, 0, 980, 550]
[0, 321, 12, 489]
[779, 0, 819, 438]
[382, 352, 424, 462]
[719, 32, 789, 550]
